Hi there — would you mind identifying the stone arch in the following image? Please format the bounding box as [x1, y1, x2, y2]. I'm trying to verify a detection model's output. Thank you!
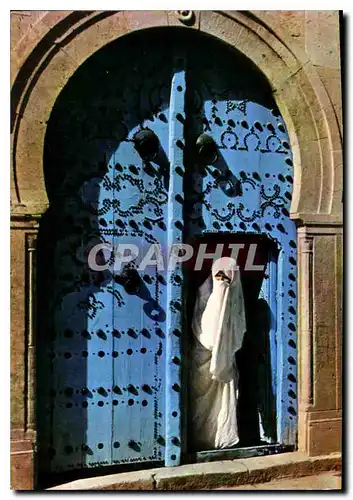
[11, 10, 342, 225]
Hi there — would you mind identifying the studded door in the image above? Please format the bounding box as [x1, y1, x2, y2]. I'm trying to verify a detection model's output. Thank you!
[182, 38, 297, 449]
[37, 34, 186, 475]
[37, 29, 298, 479]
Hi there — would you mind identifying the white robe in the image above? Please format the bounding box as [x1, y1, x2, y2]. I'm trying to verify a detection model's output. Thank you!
[190, 257, 246, 450]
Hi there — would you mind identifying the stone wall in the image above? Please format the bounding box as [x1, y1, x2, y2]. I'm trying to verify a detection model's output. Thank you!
[10, 10, 342, 490]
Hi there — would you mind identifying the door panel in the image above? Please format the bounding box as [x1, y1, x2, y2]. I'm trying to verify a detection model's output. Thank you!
[165, 62, 187, 466]
[38, 34, 182, 474]
[183, 41, 297, 449]
[108, 72, 172, 466]
[38, 29, 297, 479]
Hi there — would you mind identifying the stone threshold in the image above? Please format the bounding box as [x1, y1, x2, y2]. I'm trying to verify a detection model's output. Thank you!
[48, 452, 341, 490]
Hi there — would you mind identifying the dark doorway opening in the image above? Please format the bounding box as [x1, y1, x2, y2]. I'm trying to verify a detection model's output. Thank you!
[182, 233, 288, 460]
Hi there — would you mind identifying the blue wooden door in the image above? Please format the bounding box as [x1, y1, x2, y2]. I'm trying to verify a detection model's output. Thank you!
[37, 29, 297, 479]
[37, 33, 187, 476]
[182, 39, 297, 452]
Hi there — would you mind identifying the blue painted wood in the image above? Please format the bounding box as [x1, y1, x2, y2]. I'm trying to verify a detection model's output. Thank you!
[39, 34, 176, 473]
[165, 59, 186, 467]
[38, 30, 298, 477]
[183, 42, 297, 448]
[257, 251, 277, 443]
[108, 65, 171, 467]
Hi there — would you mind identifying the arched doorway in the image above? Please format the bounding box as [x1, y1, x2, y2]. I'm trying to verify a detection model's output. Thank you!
[36, 27, 297, 485]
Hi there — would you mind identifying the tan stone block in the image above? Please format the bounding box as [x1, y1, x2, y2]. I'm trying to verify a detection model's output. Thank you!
[123, 10, 168, 32]
[11, 230, 26, 429]
[248, 11, 312, 77]
[292, 66, 342, 153]
[167, 10, 200, 29]
[292, 214, 342, 225]
[334, 234, 343, 410]
[10, 12, 40, 82]
[244, 11, 303, 72]
[11, 448, 35, 490]
[308, 409, 341, 421]
[234, 34, 293, 91]
[259, 10, 305, 44]
[34, 10, 71, 34]
[237, 452, 308, 484]
[154, 461, 248, 490]
[99, 481, 154, 491]
[217, 473, 341, 490]
[200, 11, 297, 91]
[11, 188, 19, 206]
[312, 235, 338, 411]
[56, 12, 128, 72]
[274, 69, 340, 215]
[317, 137, 336, 214]
[333, 104, 343, 136]
[331, 150, 343, 216]
[199, 11, 245, 50]
[287, 143, 303, 216]
[316, 67, 342, 110]
[274, 68, 342, 193]
[305, 11, 341, 69]
[316, 66, 343, 140]
[11, 11, 74, 85]
[49, 469, 156, 490]
[10, 11, 46, 54]
[289, 140, 322, 215]
[308, 419, 342, 456]
[298, 409, 309, 452]
[15, 117, 48, 207]
[22, 49, 74, 122]
[274, 76, 318, 143]
[284, 69, 331, 141]
[11, 439, 33, 452]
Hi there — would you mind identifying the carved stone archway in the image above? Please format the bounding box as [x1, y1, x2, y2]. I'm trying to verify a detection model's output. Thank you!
[11, 10, 342, 221]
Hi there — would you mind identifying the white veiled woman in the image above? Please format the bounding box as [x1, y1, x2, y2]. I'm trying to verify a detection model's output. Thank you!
[189, 256, 246, 450]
